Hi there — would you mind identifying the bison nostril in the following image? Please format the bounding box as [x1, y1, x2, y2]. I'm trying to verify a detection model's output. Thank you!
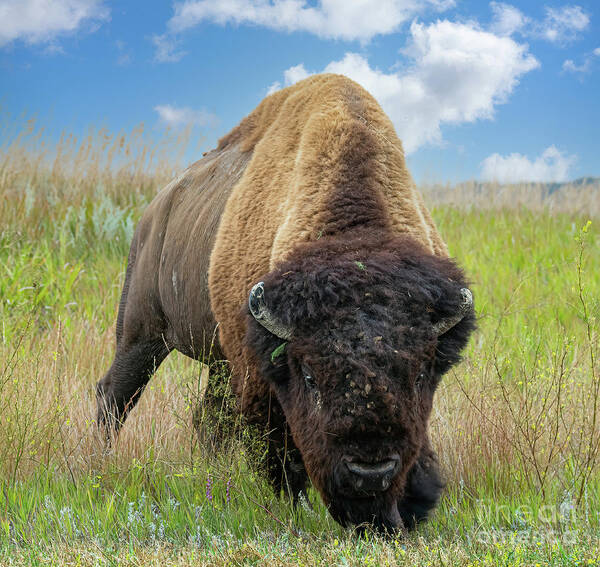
[341, 456, 400, 493]
[346, 459, 397, 478]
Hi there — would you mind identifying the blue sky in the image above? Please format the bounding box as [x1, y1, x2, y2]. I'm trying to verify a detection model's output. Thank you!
[0, 0, 598, 184]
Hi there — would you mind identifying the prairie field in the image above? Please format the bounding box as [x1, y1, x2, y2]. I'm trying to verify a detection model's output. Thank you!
[0, 122, 599, 566]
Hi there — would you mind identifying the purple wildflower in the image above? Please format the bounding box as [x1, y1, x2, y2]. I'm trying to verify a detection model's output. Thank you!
[206, 473, 213, 503]
[226, 476, 231, 504]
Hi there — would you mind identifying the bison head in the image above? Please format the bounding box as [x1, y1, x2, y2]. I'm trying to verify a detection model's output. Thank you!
[245, 235, 475, 531]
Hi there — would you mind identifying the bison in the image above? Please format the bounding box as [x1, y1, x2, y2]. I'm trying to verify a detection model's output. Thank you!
[97, 74, 475, 532]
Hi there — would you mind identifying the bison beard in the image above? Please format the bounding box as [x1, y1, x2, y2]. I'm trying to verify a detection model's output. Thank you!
[244, 233, 474, 532]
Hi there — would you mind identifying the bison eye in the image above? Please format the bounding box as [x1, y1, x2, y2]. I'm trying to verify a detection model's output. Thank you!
[301, 364, 317, 390]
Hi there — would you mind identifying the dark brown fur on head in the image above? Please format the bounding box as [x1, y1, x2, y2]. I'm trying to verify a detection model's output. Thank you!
[245, 232, 475, 531]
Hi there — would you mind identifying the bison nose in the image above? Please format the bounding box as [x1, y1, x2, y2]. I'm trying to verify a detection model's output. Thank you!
[341, 455, 400, 493]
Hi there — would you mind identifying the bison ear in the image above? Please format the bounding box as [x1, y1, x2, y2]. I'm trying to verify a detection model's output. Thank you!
[248, 282, 293, 340]
[432, 288, 473, 337]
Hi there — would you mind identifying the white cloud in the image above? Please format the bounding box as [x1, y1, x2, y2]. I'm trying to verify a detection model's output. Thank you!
[166, 0, 455, 42]
[533, 5, 589, 44]
[0, 0, 109, 47]
[562, 46, 600, 75]
[152, 33, 186, 63]
[562, 58, 586, 73]
[154, 104, 218, 128]
[266, 81, 282, 95]
[489, 3, 589, 45]
[266, 63, 310, 95]
[490, 2, 529, 36]
[270, 20, 538, 153]
[284, 63, 310, 84]
[481, 146, 577, 183]
[115, 39, 132, 66]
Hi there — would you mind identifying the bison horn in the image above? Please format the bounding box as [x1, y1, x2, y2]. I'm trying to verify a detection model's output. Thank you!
[432, 287, 473, 336]
[248, 282, 293, 340]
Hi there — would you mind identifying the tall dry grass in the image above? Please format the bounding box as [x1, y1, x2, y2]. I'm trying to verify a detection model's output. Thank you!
[0, 113, 194, 199]
[0, 113, 197, 248]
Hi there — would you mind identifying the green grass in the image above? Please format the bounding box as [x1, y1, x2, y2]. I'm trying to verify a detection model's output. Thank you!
[1, 474, 600, 565]
[1, 135, 599, 564]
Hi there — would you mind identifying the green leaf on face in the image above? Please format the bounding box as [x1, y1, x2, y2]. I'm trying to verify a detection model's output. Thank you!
[355, 261, 366, 271]
[270, 342, 288, 363]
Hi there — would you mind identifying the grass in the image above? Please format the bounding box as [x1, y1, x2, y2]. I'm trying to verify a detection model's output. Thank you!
[0, 121, 599, 565]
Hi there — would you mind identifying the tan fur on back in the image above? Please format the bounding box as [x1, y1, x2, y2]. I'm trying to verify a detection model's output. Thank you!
[209, 74, 447, 382]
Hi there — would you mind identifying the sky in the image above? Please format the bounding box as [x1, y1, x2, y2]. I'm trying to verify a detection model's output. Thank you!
[0, 0, 598, 184]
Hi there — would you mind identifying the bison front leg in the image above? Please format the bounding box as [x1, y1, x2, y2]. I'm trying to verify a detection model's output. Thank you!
[192, 361, 239, 453]
[242, 390, 308, 503]
[265, 423, 309, 505]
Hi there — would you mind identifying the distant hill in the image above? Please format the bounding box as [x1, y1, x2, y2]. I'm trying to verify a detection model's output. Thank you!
[419, 177, 600, 217]
[545, 177, 600, 193]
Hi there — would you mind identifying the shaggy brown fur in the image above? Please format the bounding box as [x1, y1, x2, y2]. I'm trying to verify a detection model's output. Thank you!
[97, 74, 474, 532]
